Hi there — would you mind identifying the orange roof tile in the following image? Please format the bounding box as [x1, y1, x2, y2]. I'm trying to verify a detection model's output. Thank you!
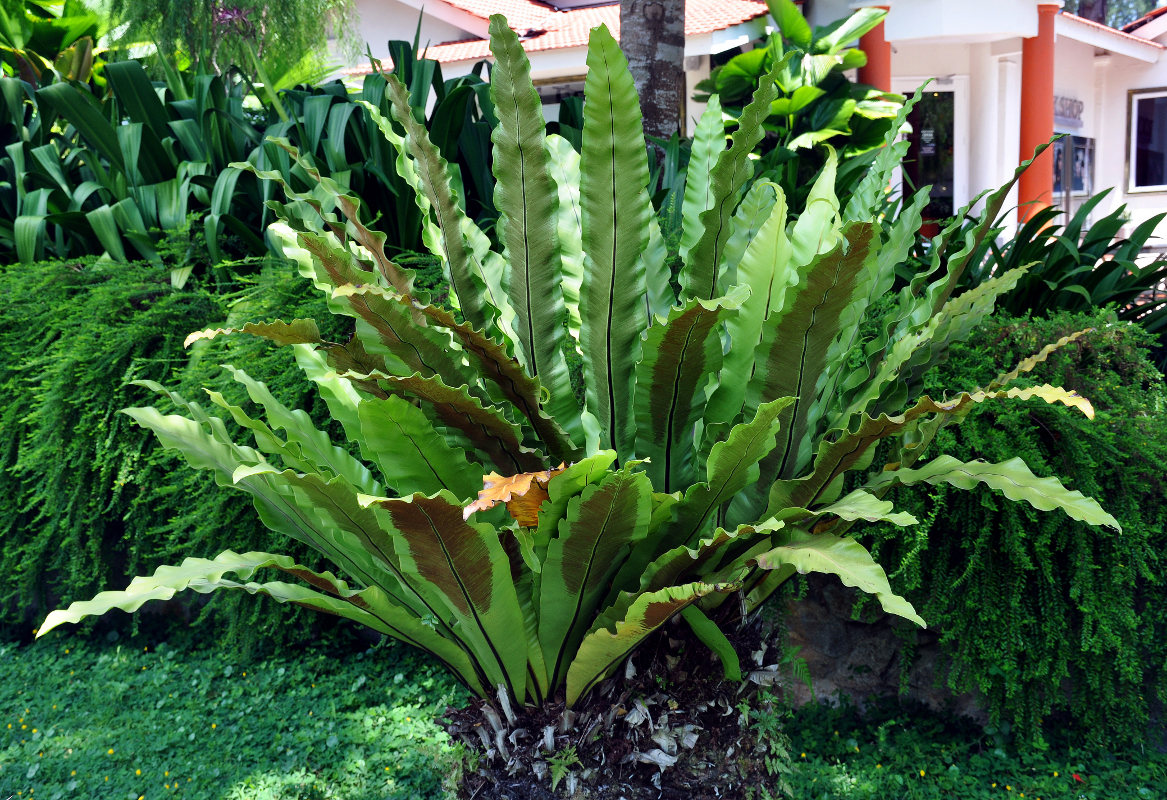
[1123, 4, 1167, 33]
[1061, 11, 1165, 49]
[345, 0, 768, 72]
[424, 0, 767, 64]
[437, 0, 556, 30]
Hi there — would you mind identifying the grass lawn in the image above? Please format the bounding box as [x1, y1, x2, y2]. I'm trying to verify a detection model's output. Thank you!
[3, 631, 1164, 799]
[0, 632, 469, 800]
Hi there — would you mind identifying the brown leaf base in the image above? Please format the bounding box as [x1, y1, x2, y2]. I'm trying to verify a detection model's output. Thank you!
[445, 618, 792, 799]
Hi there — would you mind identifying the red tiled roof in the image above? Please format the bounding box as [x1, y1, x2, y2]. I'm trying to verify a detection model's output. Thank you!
[423, 0, 768, 64]
[1061, 10, 1166, 48]
[1123, 4, 1167, 33]
[437, 0, 556, 30]
[341, 0, 767, 70]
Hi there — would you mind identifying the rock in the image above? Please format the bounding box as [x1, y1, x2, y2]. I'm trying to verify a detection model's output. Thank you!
[780, 574, 985, 720]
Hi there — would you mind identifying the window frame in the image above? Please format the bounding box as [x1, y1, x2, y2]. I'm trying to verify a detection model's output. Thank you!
[1127, 87, 1167, 194]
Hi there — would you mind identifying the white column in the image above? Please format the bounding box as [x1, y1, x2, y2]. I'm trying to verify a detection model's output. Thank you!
[997, 55, 1022, 240]
[968, 43, 999, 215]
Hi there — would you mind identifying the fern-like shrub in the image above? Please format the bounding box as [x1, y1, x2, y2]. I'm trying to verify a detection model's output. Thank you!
[0, 257, 350, 650]
[36, 20, 1119, 725]
[867, 310, 1167, 744]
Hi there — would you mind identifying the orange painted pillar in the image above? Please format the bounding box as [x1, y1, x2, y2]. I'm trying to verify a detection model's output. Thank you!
[1018, 2, 1059, 222]
[858, 6, 891, 92]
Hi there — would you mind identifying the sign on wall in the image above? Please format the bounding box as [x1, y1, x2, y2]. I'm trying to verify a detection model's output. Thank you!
[1054, 95, 1085, 129]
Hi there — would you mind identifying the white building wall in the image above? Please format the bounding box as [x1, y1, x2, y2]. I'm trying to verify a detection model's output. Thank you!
[353, 0, 473, 65]
[1096, 53, 1167, 239]
[1053, 37, 1097, 138]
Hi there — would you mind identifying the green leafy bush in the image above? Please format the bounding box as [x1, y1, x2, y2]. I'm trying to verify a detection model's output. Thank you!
[960, 191, 1167, 328]
[0, 255, 359, 650]
[866, 310, 1167, 744]
[0, 43, 496, 275]
[0, 0, 104, 86]
[0, 257, 220, 631]
[694, 0, 903, 214]
[901, 188, 1167, 368]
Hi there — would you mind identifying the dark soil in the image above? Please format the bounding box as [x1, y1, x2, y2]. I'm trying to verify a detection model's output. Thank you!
[446, 618, 791, 799]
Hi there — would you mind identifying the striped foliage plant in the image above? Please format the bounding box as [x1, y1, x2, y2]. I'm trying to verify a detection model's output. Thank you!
[39, 18, 1118, 712]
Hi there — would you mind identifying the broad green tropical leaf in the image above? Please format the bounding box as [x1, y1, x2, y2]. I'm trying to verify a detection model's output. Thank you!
[665, 397, 796, 550]
[578, 23, 652, 460]
[545, 132, 585, 341]
[681, 604, 742, 681]
[679, 60, 782, 301]
[183, 319, 325, 348]
[488, 16, 579, 438]
[566, 581, 738, 705]
[704, 182, 792, 432]
[678, 95, 726, 270]
[34, 550, 483, 692]
[357, 395, 484, 500]
[367, 491, 529, 699]
[866, 455, 1121, 531]
[539, 467, 653, 686]
[635, 286, 749, 492]
[383, 74, 504, 334]
[753, 528, 925, 626]
[744, 223, 877, 497]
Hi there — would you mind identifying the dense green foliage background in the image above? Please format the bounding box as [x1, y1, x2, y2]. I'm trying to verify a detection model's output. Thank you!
[868, 310, 1167, 744]
[0, 255, 354, 650]
[4, 264, 1165, 743]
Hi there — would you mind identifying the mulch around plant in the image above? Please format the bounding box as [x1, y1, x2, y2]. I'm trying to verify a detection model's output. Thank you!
[447, 618, 789, 799]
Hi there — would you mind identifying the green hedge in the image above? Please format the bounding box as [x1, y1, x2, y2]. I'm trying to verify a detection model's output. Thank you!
[866, 310, 1167, 744]
[0, 257, 354, 651]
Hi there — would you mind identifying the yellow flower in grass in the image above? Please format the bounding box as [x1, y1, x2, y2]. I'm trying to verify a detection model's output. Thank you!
[919, 770, 926, 777]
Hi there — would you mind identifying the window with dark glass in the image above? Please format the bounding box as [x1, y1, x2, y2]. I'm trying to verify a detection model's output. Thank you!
[1053, 135, 1094, 216]
[1130, 91, 1167, 190]
[903, 91, 955, 218]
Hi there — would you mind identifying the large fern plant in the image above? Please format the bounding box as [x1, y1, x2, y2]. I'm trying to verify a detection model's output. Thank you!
[39, 19, 1117, 711]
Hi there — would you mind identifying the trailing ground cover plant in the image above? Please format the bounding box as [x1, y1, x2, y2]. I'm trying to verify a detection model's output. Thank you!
[0, 254, 358, 649]
[865, 310, 1167, 744]
[39, 17, 1117, 725]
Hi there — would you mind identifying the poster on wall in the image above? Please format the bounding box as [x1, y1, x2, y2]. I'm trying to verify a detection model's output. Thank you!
[1052, 135, 1094, 201]
[1053, 137, 1066, 195]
